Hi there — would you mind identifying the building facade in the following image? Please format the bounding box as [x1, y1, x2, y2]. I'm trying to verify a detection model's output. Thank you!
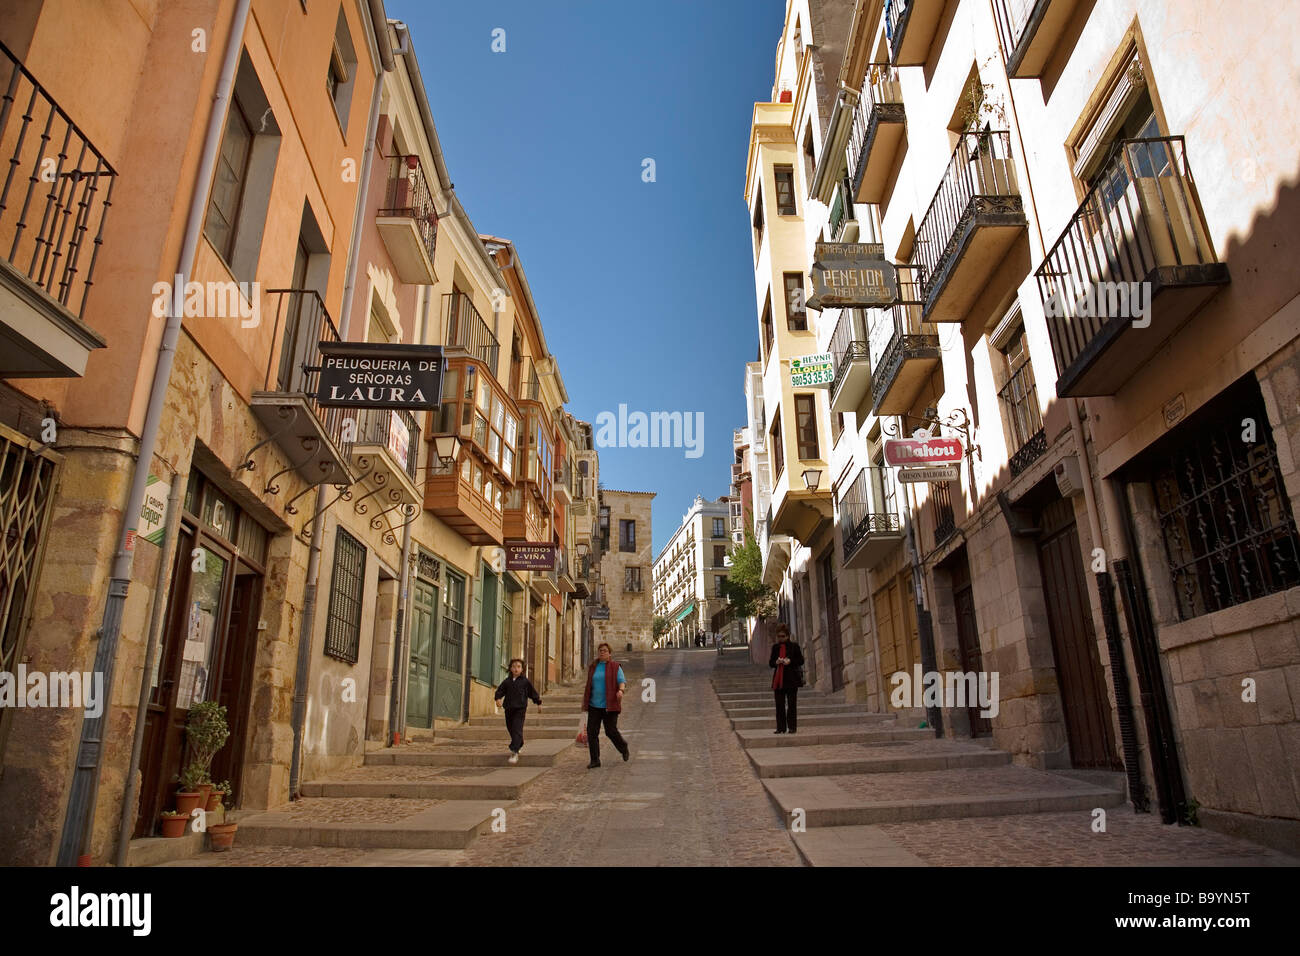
[0, 2, 593, 865]
[593, 489, 655, 654]
[743, 0, 1300, 852]
[653, 495, 736, 647]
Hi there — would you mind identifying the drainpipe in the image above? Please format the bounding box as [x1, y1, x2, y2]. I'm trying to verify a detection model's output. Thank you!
[112, 473, 184, 866]
[55, 0, 254, 867]
[1068, 399, 1148, 810]
[288, 11, 391, 800]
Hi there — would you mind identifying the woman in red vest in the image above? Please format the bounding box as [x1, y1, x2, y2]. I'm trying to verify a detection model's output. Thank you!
[582, 642, 630, 768]
[769, 622, 805, 734]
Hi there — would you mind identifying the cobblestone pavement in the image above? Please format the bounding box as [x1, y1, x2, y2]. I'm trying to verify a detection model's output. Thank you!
[876, 811, 1298, 866]
[276, 796, 442, 823]
[453, 650, 803, 867]
[823, 765, 1108, 801]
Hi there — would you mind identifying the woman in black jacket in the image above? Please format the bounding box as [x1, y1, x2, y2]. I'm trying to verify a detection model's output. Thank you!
[768, 622, 804, 734]
[494, 659, 541, 763]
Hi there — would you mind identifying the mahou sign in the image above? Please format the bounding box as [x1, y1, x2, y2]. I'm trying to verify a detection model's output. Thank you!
[883, 436, 964, 466]
[316, 342, 444, 410]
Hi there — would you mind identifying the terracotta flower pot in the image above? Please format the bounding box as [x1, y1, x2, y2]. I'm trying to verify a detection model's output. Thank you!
[196, 783, 214, 805]
[175, 791, 202, 815]
[208, 822, 237, 852]
[205, 789, 225, 812]
[160, 815, 188, 838]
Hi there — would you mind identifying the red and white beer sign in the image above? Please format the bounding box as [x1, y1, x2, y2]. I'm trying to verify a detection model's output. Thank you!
[883, 435, 964, 467]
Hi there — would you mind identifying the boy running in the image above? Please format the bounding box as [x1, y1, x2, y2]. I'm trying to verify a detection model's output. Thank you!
[494, 659, 542, 764]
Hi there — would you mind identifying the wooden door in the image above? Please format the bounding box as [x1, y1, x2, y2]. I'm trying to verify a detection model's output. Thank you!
[951, 552, 992, 737]
[1036, 498, 1120, 769]
[208, 566, 262, 802]
[434, 571, 465, 720]
[405, 578, 438, 728]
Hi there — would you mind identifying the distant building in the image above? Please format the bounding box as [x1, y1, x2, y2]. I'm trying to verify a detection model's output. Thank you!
[653, 496, 736, 647]
[592, 489, 655, 654]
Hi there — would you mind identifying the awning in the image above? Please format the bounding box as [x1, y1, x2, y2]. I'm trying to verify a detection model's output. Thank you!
[672, 602, 695, 623]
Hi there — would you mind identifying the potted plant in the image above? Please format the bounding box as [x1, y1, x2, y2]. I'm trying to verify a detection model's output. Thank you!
[182, 701, 229, 808]
[174, 764, 205, 816]
[206, 779, 231, 813]
[208, 789, 238, 852]
[159, 810, 188, 838]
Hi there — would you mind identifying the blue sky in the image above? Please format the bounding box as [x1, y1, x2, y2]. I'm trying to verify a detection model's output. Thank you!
[390, 0, 785, 557]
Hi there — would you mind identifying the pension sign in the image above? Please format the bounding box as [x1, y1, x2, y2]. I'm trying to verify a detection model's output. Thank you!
[316, 343, 444, 410]
[806, 242, 899, 309]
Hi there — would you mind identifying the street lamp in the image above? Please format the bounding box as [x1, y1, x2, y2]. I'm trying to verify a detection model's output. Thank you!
[801, 467, 822, 491]
[432, 435, 462, 472]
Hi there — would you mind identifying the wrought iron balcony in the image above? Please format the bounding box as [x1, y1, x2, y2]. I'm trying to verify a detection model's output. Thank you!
[869, 266, 939, 414]
[346, 407, 421, 482]
[839, 467, 903, 569]
[376, 154, 438, 283]
[554, 457, 573, 505]
[830, 308, 871, 413]
[915, 130, 1026, 321]
[249, 290, 352, 486]
[0, 40, 114, 377]
[849, 64, 906, 204]
[885, 0, 947, 67]
[994, 0, 1081, 79]
[1035, 136, 1227, 397]
[442, 292, 499, 371]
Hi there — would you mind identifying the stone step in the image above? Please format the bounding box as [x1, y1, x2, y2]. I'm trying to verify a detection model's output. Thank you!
[738, 727, 927, 749]
[729, 712, 897, 731]
[715, 691, 843, 702]
[466, 714, 583, 727]
[237, 799, 511, 850]
[419, 726, 578, 742]
[721, 702, 870, 717]
[762, 767, 1127, 828]
[301, 766, 547, 801]
[746, 741, 1011, 778]
[365, 739, 571, 768]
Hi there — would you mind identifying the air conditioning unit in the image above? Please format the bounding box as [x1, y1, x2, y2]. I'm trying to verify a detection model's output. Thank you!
[1054, 456, 1085, 498]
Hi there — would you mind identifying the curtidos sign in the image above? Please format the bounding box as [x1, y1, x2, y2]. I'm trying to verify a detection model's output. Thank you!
[504, 540, 557, 571]
[884, 436, 964, 466]
[806, 242, 898, 309]
[789, 353, 834, 388]
[316, 343, 444, 410]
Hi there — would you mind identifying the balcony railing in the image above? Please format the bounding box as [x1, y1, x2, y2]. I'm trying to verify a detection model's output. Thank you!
[377, 154, 437, 268]
[1035, 136, 1226, 397]
[839, 466, 903, 566]
[999, 363, 1046, 477]
[885, 0, 944, 66]
[848, 64, 905, 203]
[994, 0, 1075, 78]
[0, 41, 116, 321]
[829, 308, 869, 400]
[265, 288, 347, 441]
[347, 406, 421, 483]
[869, 267, 939, 414]
[915, 130, 1024, 319]
[442, 292, 499, 370]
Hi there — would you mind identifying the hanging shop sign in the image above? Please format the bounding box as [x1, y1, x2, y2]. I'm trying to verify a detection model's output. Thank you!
[316, 343, 444, 410]
[138, 474, 171, 547]
[896, 465, 960, 483]
[884, 435, 964, 466]
[589, 606, 611, 620]
[806, 242, 899, 309]
[504, 540, 557, 571]
[789, 352, 835, 388]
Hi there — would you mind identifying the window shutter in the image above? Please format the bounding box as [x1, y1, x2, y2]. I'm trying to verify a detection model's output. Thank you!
[1073, 54, 1146, 182]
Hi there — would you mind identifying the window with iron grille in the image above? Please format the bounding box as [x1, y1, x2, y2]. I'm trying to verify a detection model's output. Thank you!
[774, 165, 797, 215]
[931, 481, 956, 546]
[1151, 380, 1300, 620]
[795, 394, 819, 460]
[713, 518, 726, 538]
[997, 323, 1045, 475]
[624, 566, 642, 592]
[713, 544, 726, 567]
[325, 529, 366, 663]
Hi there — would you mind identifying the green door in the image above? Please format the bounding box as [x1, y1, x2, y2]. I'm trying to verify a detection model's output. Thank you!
[477, 562, 499, 681]
[435, 570, 466, 720]
[406, 579, 438, 729]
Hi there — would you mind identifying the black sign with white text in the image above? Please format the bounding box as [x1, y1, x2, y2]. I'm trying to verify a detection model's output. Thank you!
[315, 342, 444, 410]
